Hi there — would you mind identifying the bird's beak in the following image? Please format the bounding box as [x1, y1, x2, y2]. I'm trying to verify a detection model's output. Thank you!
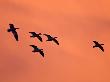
[39, 33, 42, 35]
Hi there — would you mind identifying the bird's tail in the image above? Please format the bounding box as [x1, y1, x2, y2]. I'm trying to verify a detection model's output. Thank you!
[7, 29, 11, 32]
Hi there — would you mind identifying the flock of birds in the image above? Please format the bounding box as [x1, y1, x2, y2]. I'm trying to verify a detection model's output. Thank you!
[7, 24, 104, 58]
[7, 24, 59, 57]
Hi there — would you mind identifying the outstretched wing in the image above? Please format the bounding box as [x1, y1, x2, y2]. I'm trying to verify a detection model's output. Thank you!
[53, 38, 59, 45]
[39, 50, 44, 57]
[93, 41, 98, 45]
[12, 31, 19, 41]
[37, 36, 42, 42]
[30, 45, 37, 49]
[29, 32, 42, 42]
[29, 32, 37, 36]
[43, 34, 52, 38]
[9, 24, 15, 29]
[98, 45, 104, 52]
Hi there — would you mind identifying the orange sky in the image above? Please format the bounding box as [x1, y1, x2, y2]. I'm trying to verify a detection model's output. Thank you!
[0, 0, 110, 82]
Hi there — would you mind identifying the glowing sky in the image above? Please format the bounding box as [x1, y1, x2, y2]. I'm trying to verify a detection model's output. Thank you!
[0, 0, 110, 82]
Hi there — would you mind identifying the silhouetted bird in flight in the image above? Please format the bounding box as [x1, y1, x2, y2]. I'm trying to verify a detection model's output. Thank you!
[7, 24, 19, 41]
[29, 32, 42, 42]
[43, 34, 59, 45]
[93, 41, 104, 52]
[30, 45, 44, 57]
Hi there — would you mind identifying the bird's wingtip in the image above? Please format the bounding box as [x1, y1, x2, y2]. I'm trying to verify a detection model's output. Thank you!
[9, 24, 13, 25]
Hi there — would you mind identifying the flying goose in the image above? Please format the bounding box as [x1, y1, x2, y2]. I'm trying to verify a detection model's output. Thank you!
[43, 34, 59, 45]
[30, 45, 44, 57]
[93, 41, 104, 52]
[29, 32, 42, 42]
[7, 24, 19, 41]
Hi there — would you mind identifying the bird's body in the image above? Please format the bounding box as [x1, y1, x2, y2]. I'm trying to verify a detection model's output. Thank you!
[29, 32, 42, 42]
[43, 34, 59, 45]
[7, 24, 19, 41]
[93, 41, 104, 52]
[30, 45, 44, 57]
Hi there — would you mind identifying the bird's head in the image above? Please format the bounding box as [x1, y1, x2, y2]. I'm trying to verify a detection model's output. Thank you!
[38, 33, 42, 35]
[40, 49, 43, 51]
[43, 34, 47, 35]
[30, 45, 34, 46]
[15, 28, 19, 29]
[7, 29, 10, 32]
[54, 37, 57, 38]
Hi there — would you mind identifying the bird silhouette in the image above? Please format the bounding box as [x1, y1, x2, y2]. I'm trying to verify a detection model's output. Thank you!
[30, 45, 44, 57]
[43, 34, 59, 45]
[7, 24, 19, 41]
[93, 41, 104, 52]
[29, 32, 42, 42]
